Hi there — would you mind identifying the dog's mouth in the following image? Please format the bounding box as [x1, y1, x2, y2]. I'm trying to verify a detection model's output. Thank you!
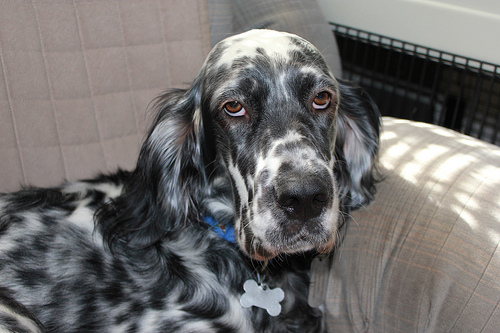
[239, 185, 339, 261]
[238, 175, 339, 261]
[245, 230, 337, 261]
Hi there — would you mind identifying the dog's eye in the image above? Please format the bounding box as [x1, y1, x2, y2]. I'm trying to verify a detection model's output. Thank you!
[312, 92, 331, 110]
[224, 101, 246, 117]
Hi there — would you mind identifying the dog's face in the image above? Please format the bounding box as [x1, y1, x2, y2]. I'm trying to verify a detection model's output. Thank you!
[200, 30, 340, 260]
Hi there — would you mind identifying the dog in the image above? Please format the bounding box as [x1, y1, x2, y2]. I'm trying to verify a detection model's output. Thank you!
[0, 29, 380, 332]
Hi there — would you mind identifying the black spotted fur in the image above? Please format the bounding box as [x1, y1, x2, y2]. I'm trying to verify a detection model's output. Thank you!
[0, 30, 380, 332]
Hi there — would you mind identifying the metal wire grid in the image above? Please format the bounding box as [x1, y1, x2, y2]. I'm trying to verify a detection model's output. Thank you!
[331, 23, 500, 145]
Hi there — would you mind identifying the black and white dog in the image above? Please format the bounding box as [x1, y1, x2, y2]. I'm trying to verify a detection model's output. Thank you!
[0, 30, 380, 332]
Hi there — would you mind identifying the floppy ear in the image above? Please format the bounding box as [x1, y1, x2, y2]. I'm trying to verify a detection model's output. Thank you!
[335, 79, 381, 210]
[97, 74, 213, 250]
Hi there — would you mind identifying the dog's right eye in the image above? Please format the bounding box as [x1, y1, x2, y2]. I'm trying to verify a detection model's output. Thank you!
[224, 101, 246, 117]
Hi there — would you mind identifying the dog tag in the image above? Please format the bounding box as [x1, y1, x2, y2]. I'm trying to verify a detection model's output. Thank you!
[240, 279, 285, 316]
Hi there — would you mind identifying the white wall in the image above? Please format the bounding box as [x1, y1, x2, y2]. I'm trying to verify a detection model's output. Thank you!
[317, 0, 500, 66]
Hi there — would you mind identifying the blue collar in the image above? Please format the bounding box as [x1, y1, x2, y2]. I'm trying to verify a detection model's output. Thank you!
[204, 216, 236, 244]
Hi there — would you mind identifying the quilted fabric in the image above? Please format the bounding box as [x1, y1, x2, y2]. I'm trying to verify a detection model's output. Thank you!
[0, 0, 211, 191]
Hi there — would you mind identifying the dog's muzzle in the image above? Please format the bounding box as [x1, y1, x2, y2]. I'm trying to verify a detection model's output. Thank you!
[246, 147, 338, 260]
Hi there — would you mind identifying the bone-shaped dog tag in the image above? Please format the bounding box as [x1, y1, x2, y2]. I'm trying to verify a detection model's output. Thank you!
[240, 279, 285, 316]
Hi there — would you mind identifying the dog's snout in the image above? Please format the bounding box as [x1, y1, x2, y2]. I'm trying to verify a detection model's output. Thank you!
[277, 176, 329, 221]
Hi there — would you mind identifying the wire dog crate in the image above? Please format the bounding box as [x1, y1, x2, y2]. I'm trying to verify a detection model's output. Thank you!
[331, 23, 500, 145]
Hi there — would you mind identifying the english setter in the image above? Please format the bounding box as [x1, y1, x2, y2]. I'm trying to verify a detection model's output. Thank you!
[0, 30, 380, 332]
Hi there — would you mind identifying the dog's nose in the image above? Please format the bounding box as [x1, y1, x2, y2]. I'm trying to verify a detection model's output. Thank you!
[277, 177, 329, 221]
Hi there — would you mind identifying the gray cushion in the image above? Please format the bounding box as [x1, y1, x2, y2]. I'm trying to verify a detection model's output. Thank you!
[311, 117, 500, 332]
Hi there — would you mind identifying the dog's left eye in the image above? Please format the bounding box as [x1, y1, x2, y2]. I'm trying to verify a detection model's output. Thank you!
[312, 92, 331, 110]
[224, 101, 246, 117]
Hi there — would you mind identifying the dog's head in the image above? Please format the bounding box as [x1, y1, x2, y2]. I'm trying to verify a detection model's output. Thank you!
[198, 30, 341, 260]
[100, 30, 380, 261]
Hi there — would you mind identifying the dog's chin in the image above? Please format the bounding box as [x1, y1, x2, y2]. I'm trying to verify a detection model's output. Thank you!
[249, 250, 279, 262]
[241, 236, 337, 262]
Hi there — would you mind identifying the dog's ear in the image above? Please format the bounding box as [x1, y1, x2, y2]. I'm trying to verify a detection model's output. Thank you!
[335, 80, 381, 210]
[97, 74, 213, 250]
